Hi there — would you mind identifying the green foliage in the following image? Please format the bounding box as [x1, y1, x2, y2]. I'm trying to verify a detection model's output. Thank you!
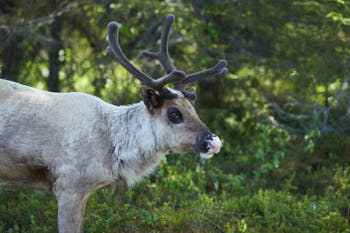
[1, 161, 350, 232]
[1, 0, 350, 232]
[0, 191, 57, 232]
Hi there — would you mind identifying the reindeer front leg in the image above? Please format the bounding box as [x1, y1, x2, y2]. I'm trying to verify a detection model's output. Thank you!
[55, 189, 91, 233]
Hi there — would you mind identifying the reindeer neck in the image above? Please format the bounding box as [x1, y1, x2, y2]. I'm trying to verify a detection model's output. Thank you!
[105, 101, 168, 186]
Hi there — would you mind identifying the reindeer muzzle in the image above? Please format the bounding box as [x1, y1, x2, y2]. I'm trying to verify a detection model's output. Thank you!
[196, 133, 222, 159]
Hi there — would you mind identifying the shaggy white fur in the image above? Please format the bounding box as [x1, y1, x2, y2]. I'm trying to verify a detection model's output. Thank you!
[0, 79, 221, 233]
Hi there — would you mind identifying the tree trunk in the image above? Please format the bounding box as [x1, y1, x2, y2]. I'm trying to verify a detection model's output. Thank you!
[1, 34, 24, 82]
[48, 18, 62, 92]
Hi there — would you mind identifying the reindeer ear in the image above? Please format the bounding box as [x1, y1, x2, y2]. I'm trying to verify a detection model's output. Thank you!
[185, 85, 196, 94]
[140, 86, 163, 114]
[181, 86, 197, 104]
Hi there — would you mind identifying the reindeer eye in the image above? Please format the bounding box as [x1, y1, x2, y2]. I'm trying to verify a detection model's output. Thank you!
[167, 107, 183, 124]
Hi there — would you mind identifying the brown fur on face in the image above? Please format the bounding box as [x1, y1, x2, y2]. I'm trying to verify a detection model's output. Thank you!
[143, 88, 210, 153]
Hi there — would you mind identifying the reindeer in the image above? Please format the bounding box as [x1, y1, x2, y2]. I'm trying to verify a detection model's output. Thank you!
[0, 14, 227, 233]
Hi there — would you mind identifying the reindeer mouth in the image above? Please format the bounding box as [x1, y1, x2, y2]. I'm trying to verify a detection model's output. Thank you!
[199, 152, 215, 159]
[197, 134, 222, 160]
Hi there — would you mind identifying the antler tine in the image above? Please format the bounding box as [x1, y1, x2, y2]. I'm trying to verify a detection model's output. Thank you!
[108, 22, 156, 88]
[174, 59, 228, 89]
[107, 21, 185, 91]
[182, 59, 228, 84]
[142, 14, 176, 74]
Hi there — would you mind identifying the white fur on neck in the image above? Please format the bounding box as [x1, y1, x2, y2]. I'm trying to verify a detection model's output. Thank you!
[107, 102, 169, 186]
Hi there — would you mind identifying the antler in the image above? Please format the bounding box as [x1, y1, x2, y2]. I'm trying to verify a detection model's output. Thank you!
[107, 14, 228, 94]
[142, 14, 176, 74]
[107, 21, 185, 92]
[142, 14, 228, 97]
[175, 59, 228, 89]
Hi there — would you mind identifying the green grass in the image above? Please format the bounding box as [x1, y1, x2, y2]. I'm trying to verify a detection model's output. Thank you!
[1, 156, 349, 232]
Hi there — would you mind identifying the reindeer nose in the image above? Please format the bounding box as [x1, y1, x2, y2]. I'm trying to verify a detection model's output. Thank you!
[204, 134, 222, 154]
[195, 132, 222, 156]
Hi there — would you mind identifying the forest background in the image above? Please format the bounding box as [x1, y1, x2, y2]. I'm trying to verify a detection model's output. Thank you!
[1, 0, 350, 232]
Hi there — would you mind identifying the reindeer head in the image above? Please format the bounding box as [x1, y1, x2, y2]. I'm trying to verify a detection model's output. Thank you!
[107, 14, 228, 159]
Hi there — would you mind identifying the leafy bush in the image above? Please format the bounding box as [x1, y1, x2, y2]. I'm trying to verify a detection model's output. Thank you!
[1, 149, 350, 232]
[1, 0, 350, 232]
